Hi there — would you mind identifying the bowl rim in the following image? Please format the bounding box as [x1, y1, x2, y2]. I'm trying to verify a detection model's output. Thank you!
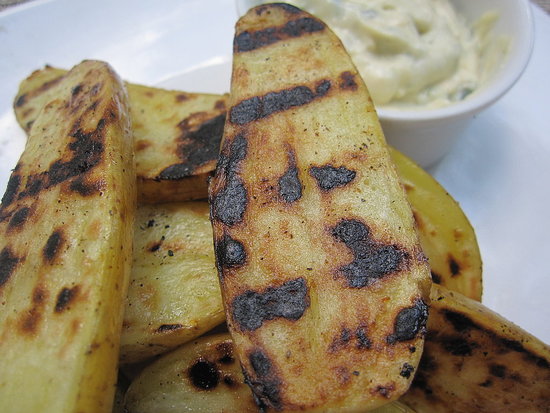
[377, 0, 535, 123]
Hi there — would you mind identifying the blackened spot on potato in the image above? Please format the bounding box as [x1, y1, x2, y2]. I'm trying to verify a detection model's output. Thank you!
[339, 71, 358, 90]
[332, 219, 408, 288]
[310, 165, 356, 191]
[223, 375, 237, 387]
[440, 335, 478, 356]
[278, 149, 302, 203]
[147, 219, 155, 228]
[387, 299, 429, 344]
[489, 364, 507, 378]
[250, 350, 273, 377]
[71, 84, 83, 96]
[498, 338, 550, 369]
[431, 271, 442, 284]
[54, 286, 79, 313]
[212, 134, 248, 226]
[69, 176, 101, 196]
[230, 81, 331, 125]
[156, 323, 183, 333]
[232, 278, 309, 331]
[234, 16, 325, 53]
[270, 3, 302, 14]
[373, 384, 395, 398]
[400, 363, 415, 378]
[189, 359, 220, 390]
[216, 341, 235, 364]
[19, 174, 45, 199]
[158, 114, 225, 180]
[149, 242, 161, 252]
[246, 350, 282, 410]
[356, 326, 372, 349]
[15, 93, 27, 107]
[8, 207, 31, 230]
[43, 230, 63, 262]
[479, 379, 493, 387]
[1, 173, 21, 208]
[330, 327, 352, 352]
[215, 234, 247, 269]
[449, 256, 460, 276]
[444, 310, 477, 333]
[0, 247, 20, 287]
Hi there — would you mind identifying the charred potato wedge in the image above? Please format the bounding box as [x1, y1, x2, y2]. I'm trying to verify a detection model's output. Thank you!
[209, 4, 431, 411]
[14, 66, 227, 203]
[121, 202, 225, 363]
[404, 285, 550, 412]
[389, 148, 482, 301]
[0, 61, 135, 413]
[124, 333, 418, 413]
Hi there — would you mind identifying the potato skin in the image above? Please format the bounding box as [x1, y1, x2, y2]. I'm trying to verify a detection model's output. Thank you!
[210, 4, 431, 411]
[404, 285, 550, 413]
[0, 61, 135, 413]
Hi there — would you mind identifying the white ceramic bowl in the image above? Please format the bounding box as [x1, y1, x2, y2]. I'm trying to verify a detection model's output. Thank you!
[236, 0, 535, 168]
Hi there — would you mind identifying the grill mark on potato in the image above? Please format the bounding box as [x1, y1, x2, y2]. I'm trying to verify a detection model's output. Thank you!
[215, 234, 247, 271]
[156, 323, 183, 333]
[400, 363, 415, 378]
[231, 278, 309, 331]
[448, 255, 461, 277]
[229, 80, 331, 125]
[211, 134, 248, 226]
[339, 71, 358, 91]
[234, 15, 325, 53]
[14, 74, 64, 109]
[158, 113, 225, 180]
[329, 327, 352, 352]
[332, 219, 409, 288]
[43, 229, 64, 262]
[54, 286, 80, 313]
[1, 173, 21, 209]
[8, 206, 31, 230]
[278, 148, 302, 203]
[387, 299, 429, 344]
[355, 325, 372, 349]
[0, 247, 21, 287]
[309, 165, 356, 191]
[68, 176, 105, 196]
[439, 335, 478, 356]
[247, 349, 282, 410]
[430, 271, 442, 284]
[188, 358, 220, 390]
[255, 2, 302, 16]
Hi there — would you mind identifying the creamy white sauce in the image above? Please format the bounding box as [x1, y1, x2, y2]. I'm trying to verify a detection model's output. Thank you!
[278, 0, 508, 110]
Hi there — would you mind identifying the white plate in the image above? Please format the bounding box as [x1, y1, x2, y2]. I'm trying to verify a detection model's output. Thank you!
[1, 0, 549, 344]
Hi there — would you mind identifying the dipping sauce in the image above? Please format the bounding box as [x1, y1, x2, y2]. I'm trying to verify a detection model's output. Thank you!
[246, 0, 507, 110]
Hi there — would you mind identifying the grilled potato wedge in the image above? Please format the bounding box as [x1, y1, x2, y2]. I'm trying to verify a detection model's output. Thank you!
[389, 148, 482, 301]
[14, 65, 227, 203]
[0, 61, 135, 413]
[124, 333, 418, 413]
[209, 4, 431, 411]
[121, 202, 224, 363]
[14, 68, 483, 303]
[404, 285, 550, 412]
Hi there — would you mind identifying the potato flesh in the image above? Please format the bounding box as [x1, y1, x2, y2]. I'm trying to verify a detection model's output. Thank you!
[209, 4, 431, 411]
[121, 202, 225, 363]
[0, 61, 135, 413]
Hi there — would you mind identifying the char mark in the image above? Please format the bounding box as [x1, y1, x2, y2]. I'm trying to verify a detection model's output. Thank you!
[1, 173, 21, 208]
[158, 113, 225, 180]
[54, 286, 79, 313]
[230, 80, 331, 125]
[43, 230, 64, 262]
[245, 349, 282, 410]
[189, 359, 220, 390]
[215, 234, 247, 270]
[400, 363, 415, 379]
[310, 165, 356, 191]
[234, 16, 325, 53]
[211, 134, 249, 226]
[8, 207, 31, 230]
[278, 149, 302, 203]
[339, 71, 358, 90]
[231, 278, 309, 331]
[0, 247, 20, 288]
[156, 323, 183, 333]
[387, 299, 429, 344]
[332, 219, 408, 288]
